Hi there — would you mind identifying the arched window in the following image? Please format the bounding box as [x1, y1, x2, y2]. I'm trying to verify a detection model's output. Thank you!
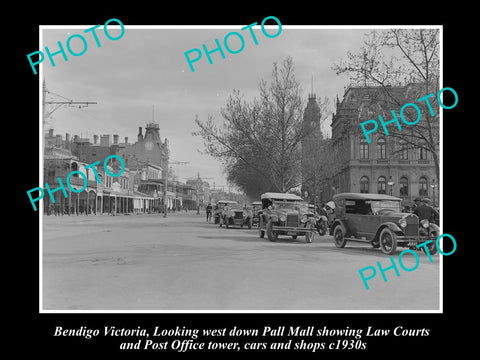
[399, 177, 409, 196]
[419, 177, 428, 196]
[377, 137, 386, 159]
[360, 139, 369, 159]
[360, 176, 369, 193]
[377, 176, 386, 194]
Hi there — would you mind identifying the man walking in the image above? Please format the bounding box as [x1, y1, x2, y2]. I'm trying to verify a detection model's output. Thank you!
[206, 203, 213, 222]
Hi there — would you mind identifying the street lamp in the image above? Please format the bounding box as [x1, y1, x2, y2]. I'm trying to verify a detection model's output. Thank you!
[430, 179, 437, 207]
[387, 176, 394, 196]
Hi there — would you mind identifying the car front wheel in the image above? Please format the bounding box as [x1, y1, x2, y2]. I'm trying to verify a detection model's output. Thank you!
[266, 220, 278, 242]
[379, 227, 397, 255]
[333, 225, 347, 248]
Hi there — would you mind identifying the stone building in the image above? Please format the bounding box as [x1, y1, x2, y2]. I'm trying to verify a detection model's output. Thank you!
[301, 92, 324, 205]
[317, 84, 439, 207]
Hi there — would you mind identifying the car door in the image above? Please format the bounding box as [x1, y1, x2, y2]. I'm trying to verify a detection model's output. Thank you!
[344, 200, 381, 240]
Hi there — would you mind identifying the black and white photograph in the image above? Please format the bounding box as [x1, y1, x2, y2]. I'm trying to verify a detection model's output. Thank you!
[38, 24, 443, 312]
[16, 8, 469, 357]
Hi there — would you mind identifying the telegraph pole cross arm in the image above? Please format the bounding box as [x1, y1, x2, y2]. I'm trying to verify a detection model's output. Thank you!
[42, 80, 98, 129]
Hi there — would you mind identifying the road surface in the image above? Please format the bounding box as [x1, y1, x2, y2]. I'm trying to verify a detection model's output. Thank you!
[42, 212, 440, 311]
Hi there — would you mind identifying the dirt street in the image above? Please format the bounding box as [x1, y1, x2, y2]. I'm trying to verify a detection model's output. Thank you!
[42, 212, 440, 311]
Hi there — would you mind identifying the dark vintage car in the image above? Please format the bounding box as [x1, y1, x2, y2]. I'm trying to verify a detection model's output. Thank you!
[220, 203, 253, 229]
[213, 200, 237, 224]
[258, 192, 317, 243]
[251, 201, 263, 226]
[329, 193, 440, 255]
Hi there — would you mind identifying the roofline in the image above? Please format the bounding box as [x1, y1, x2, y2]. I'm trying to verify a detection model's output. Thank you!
[260, 192, 304, 201]
[333, 192, 402, 201]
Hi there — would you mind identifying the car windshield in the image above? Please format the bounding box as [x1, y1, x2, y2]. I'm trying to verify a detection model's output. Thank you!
[271, 201, 309, 212]
[227, 204, 244, 210]
[370, 200, 401, 213]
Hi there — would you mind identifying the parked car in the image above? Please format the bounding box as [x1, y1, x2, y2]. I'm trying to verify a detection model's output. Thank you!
[251, 201, 263, 226]
[329, 192, 440, 255]
[220, 203, 253, 229]
[258, 192, 317, 243]
[213, 200, 237, 224]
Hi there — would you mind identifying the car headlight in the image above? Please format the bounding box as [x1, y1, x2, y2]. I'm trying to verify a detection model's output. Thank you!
[279, 215, 287, 222]
[399, 218, 407, 228]
[420, 219, 429, 228]
[300, 214, 308, 223]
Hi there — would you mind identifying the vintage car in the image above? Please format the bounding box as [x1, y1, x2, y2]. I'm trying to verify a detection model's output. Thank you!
[220, 203, 253, 229]
[213, 200, 237, 224]
[329, 192, 440, 255]
[258, 192, 317, 243]
[251, 201, 263, 226]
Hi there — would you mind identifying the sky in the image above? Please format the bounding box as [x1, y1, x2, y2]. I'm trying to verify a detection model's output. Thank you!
[41, 25, 371, 190]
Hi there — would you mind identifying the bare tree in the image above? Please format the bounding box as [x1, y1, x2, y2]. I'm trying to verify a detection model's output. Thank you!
[332, 29, 441, 182]
[193, 57, 307, 198]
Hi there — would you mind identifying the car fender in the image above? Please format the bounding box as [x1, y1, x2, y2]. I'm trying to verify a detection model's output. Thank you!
[428, 222, 440, 235]
[329, 219, 347, 236]
[374, 222, 402, 239]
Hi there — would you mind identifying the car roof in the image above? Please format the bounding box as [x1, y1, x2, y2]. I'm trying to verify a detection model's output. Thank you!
[217, 200, 238, 204]
[260, 192, 304, 201]
[333, 192, 402, 201]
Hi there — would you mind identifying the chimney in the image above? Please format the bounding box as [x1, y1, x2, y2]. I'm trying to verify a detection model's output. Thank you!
[138, 126, 143, 141]
[124, 136, 128, 144]
[49, 129, 54, 137]
[100, 135, 110, 147]
[93, 134, 98, 144]
[113, 134, 119, 145]
[65, 133, 70, 149]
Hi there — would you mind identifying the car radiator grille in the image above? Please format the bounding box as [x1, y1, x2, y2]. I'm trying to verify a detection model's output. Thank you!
[404, 223, 418, 237]
[286, 214, 298, 227]
[234, 211, 244, 219]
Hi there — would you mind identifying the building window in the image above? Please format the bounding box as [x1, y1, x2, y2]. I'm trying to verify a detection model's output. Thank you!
[360, 176, 369, 193]
[377, 176, 386, 194]
[71, 162, 79, 177]
[419, 147, 428, 160]
[399, 177, 409, 196]
[377, 137, 386, 159]
[419, 177, 428, 196]
[399, 140, 408, 160]
[360, 139, 369, 159]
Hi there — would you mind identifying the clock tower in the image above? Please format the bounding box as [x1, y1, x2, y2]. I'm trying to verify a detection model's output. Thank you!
[301, 92, 323, 204]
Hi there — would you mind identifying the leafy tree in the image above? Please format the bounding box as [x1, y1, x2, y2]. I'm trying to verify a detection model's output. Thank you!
[333, 29, 441, 182]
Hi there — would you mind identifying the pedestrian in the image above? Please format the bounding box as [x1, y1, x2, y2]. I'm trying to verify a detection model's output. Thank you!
[206, 203, 213, 222]
[413, 197, 439, 224]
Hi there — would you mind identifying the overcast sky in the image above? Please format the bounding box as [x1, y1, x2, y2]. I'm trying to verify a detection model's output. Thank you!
[41, 25, 370, 189]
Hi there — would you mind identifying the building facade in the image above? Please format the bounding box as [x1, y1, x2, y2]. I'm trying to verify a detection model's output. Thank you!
[42, 125, 201, 215]
[319, 84, 439, 206]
